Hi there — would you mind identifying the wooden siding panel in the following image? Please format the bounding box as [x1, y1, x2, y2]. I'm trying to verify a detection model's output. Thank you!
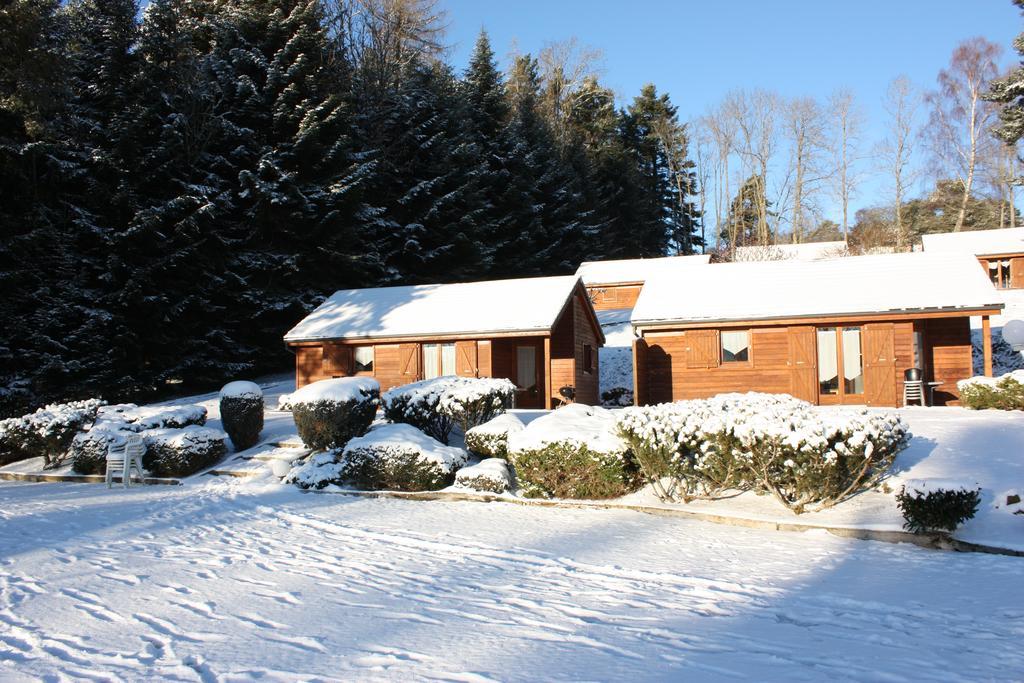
[295, 346, 324, 388]
[1013, 257, 1024, 289]
[925, 317, 972, 405]
[587, 284, 642, 311]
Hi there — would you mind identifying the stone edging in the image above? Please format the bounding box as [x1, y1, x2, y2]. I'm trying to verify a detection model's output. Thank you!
[0, 471, 181, 486]
[304, 487, 1024, 558]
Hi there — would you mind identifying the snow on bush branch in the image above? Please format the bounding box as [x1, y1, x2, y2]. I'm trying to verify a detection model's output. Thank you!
[0, 399, 105, 468]
[617, 393, 910, 514]
[382, 376, 515, 444]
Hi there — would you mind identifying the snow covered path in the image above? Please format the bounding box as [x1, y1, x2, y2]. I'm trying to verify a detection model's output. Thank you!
[1, 481, 1021, 681]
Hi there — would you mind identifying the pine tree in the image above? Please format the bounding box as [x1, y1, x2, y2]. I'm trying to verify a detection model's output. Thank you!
[987, 0, 1024, 146]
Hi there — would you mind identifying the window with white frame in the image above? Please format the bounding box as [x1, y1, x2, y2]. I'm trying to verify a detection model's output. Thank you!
[423, 343, 456, 379]
[720, 330, 750, 363]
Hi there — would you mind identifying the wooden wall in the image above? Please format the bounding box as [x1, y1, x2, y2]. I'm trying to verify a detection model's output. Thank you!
[549, 290, 602, 406]
[634, 317, 961, 408]
[922, 317, 972, 405]
[586, 284, 642, 311]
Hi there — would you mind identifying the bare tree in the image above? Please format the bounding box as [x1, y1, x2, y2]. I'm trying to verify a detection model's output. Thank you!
[703, 105, 738, 252]
[690, 121, 714, 252]
[724, 89, 780, 246]
[877, 76, 920, 249]
[536, 38, 604, 146]
[827, 89, 864, 244]
[784, 96, 829, 243]
[926, 37, 1002, 231]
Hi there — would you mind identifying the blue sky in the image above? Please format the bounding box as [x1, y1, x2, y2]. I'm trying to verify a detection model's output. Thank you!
[442, 0, 1021, 224]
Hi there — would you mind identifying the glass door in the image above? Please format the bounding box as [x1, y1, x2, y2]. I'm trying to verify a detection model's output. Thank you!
[816, 326, 864, 404]
[515, 345, 541, 408]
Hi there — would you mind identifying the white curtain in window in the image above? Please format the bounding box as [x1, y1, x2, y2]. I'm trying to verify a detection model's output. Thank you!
[1002, 260, 1011, 268]
[842, 327, 863, 394]
[989, 262, 999, 270]
[817, 328, 838, 390]
[516, 346, 536, 389]
[441, 343, 456, 376]
[354, 346, 374, 371]
[423, 344, 439, 379]
[721, 330, 749, 361]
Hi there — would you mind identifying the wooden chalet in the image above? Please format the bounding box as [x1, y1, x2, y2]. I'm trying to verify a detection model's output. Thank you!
[575, 255, 711, 311]
[283, 276, 605, 409]
[922, 227, 1024, 290]
[630, 253, 1003, 408]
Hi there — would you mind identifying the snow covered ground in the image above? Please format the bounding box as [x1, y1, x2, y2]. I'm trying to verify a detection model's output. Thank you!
[598, 308, 634, 401]
[2, 479, 1022, 681]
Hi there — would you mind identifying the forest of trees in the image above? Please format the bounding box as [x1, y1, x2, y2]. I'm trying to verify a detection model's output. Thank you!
[691, 25, 1024, 253]
[0, 0, 700, 415]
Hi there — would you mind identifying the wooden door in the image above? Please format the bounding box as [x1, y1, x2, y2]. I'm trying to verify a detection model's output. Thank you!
[398, 343, 420, 382]
[787, 326, 817, 403]
[455, 341, 479, 377]
[514, 343, 542, 408]
[863, 323, 897, 406]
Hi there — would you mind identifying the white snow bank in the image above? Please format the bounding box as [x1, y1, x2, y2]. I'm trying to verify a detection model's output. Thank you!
[344, 423, 467, 471]
[219, 381, 263, 399]
[382, 376, 514, 411]
[96, 403, 207, 432]
[466, 412, 524, 437]
[288, 377, 380, 406]
[507, 403, 626, 456]
[142, 424, 228, 450]
[958, 368, 1024, 390]
[893, 477, 981, 495]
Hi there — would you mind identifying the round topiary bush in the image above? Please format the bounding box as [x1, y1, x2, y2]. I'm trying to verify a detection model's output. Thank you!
[290, 378, 380, 451]
[142, 426, 228, 478]
[465, 413, 525, 459]
[339, 423, 468, 492]
[219, 381, 264, 452]
[507, 404, 640, 499]
[382, 376, 515, 444]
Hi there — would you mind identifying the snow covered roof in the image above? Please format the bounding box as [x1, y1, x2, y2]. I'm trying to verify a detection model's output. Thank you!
[733, 240, 849, 262]
[284, 276, 583, 342]
[921, 228, 1024, 257]
[575, 254, 711, 285]
[632, 252, 1002, 327]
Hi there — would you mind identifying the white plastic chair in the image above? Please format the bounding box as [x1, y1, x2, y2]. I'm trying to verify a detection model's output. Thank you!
[106, 434, 146, 488]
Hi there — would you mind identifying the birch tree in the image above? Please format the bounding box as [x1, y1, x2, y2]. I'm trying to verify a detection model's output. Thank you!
[784, 96, 828, 243]
[925, 37, 1002, 232]
[828, 89, 864, 243]
[877, 76, 920, 249]
[724, 89, 780, 246]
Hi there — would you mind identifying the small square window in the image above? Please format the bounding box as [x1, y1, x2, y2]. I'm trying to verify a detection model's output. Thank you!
[721, 330, 750, 363]
[354, 346, 374, 373]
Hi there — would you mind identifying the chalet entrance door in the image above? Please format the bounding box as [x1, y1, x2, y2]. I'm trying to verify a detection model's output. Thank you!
[787, 326, 818, 403]
[816, 326, 865, 405]
[514, 344, 542, 408]
[863, 323, 897, 406]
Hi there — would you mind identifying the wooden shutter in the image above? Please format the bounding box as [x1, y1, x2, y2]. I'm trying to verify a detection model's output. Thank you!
[786, 326, 818, 403]
[685, 330, 720, 369]
[863, 323, 897, 406]
[399, 343, 420, 379]
[477, 341, 493, 377]
[455, 341, 479, 377]
[322, 344, 353, 377]
[1011, 257, 1024, 289]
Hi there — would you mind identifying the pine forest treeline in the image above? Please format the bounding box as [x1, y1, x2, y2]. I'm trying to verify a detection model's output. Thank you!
[0, 0, 700, 415]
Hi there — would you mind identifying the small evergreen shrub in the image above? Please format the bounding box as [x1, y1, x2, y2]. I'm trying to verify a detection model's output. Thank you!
[142, 426, 228, 478]
[455, 458, 514, 493]
[339, 424, 468, 491]
[382, 376, 515, 444]
[0, 399, 105, 468]
[285, 451, 343, 490]
[507, 404, 640, 499]
[600, 387, 634, 407]
[617, 393, 910, 513]
[957, 371, 1024, 410]
[290, 378, 380, 451]
[896, 483, 982, 533]
[70, 428, 124, 474]
[219, 381, 264, 451]
[464, 413, 525, 458]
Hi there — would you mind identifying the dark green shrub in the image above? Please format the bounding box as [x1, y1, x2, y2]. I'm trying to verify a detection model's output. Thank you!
[958, 373, 1024, 410]
[897, 484, 982, 533]
[142, 426, 228, 478]
[70, 429, 124, 474]
[290, 378, 380, 451]
[219, 381, 264, 451]
[464, 413, 524, 459]
[0, 399, 105, 468]
[339, 424, 468, 491]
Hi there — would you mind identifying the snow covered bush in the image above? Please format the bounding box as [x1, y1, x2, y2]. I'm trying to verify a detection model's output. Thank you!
[219, 381, 264, 451]
[896, 481, 981, 534]
[69, 428, 124, 474]
[455, 458, 514, 493]
[464, 413, 525, 458]
[382, 376, 515, 444]
[95, 403, 207, 431]
[958, 370, 1024, 410]
[142, 425, 228, 478]
[290, 378, 380, 451]
[0, 399, 105, 468]
[618, 393, 910, 513]
[335, 423, 468, 491]
[507, 404, 639, 499]
[284, 451, 343, 490]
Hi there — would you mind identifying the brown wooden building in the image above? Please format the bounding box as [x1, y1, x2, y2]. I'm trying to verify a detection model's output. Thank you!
[575, 255, 711, 311]
[922, 227, 1024, 290]
[283, 276, 604, 409]
[631, 253, 1002, 407]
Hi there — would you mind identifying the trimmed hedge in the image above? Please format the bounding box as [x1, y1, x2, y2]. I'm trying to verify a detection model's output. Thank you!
[958, 371, 1024, 410]
[219, 381, 264, 452]
[339, 424, 468, 491]
[0, 399, 105, 468]
[617, 393, 910, 513]
[142, 426, 228, 478]
[464, 413, 525, 459]
[290, 378, 380, 451]
[382, 377, 515, 444]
